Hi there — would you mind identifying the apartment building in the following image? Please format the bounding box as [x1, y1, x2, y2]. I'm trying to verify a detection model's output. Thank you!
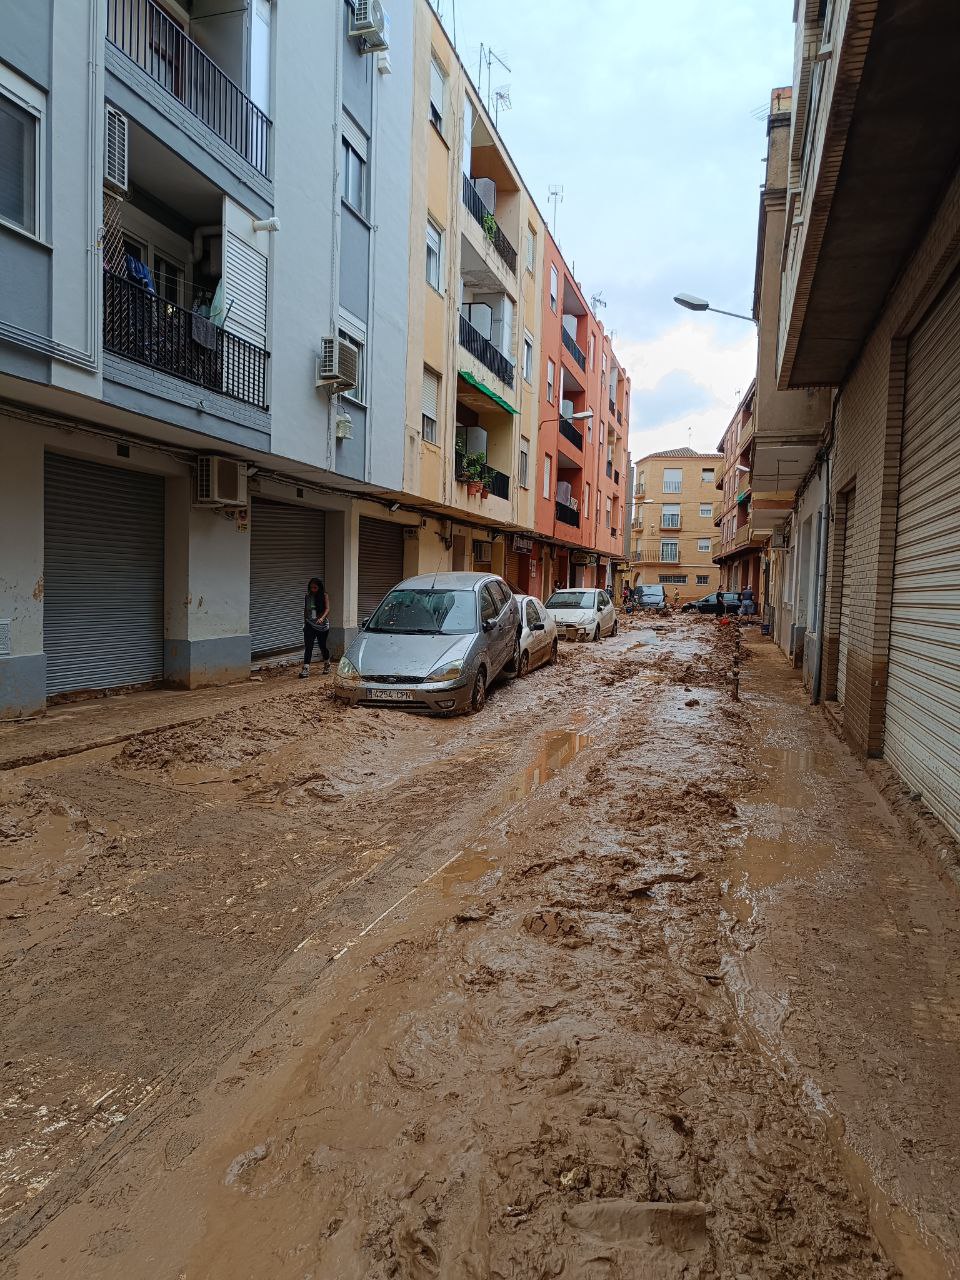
[713, 388, 762, 596]
[630, 448, 720, 602]
[760, 2, 960, 841]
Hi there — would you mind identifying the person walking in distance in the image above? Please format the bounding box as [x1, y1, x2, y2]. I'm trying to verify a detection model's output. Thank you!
[301, 576, 330, 677]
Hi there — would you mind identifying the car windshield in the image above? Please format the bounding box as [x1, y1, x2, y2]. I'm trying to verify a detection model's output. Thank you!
[546, 591, 593, 609]
[367, 588, 477, 635]
[637, 587, 663, 600]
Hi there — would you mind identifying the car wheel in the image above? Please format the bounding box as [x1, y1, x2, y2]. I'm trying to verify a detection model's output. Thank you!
[593, 625, 601, 642]
[506, 632, 521, 677]
[549, 638, 559, 664]
[612, 618, 618, 637]
[469, 668, 487, 713]
[518, 650, 530, 678]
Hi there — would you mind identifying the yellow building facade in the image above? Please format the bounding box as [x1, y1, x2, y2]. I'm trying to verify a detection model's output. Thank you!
[629, 449, 722, 602]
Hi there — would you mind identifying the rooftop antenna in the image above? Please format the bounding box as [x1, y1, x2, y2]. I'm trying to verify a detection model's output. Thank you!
[493, 85, 512, 128]
[548, 184, 564, 237]
[591, 291, 607, 315]
[478, 44, 511, 114]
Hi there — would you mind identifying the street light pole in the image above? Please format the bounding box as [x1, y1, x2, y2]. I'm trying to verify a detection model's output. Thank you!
[673, 293, 756, 325]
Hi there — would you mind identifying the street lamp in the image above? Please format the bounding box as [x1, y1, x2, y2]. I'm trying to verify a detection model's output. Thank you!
[673, 293, 756, 324]
[539, 409, 594, 424]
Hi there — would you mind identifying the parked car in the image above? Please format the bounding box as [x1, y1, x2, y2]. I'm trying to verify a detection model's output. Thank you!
[681, 591, 742, 615]
[632, 584, 667, 610]
[515, 594, 559, 674]
[333, 572, 520, 715]
[545, 588, 617, 642]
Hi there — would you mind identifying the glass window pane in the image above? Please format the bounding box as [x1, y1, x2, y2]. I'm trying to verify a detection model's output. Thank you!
[0, 97, 36, 233]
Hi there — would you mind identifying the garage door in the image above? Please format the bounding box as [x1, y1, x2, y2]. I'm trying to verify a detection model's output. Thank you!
[504, 549, 522, 590]
[885, 276, 960, 839]
[250, 498, 326, 656]
[358, 517, 405, 622]
[836, 491, 855, 707]
[44, 453, 165, 694]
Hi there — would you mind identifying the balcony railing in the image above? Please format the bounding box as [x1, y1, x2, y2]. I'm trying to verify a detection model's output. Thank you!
[561, 327, 587, 371]
[555, 499, 580, 528]
[712, 537, 722, 559]
[453, 449, 510, 500]
[558, 416, 583, 451]
[107, 0, 271, 176]
[104, 270, 269, 409]
[462, 174, 517, 273]
[459, 313, 514, 387]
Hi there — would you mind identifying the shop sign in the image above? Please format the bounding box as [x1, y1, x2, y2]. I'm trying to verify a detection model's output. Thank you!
[512, 534, 533, 553]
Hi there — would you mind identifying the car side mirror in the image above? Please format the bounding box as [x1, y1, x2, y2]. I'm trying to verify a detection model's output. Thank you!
[482, 618, 495, 633]
[360, 616, 370, 629]
[531, 621, 545, 631]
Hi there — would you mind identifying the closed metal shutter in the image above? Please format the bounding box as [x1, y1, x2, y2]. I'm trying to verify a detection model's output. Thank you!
[44, 453, 164, 694]
[358, 517, 405, 621]
[837, 491, 855, 706]
[885, 277, 960, 839]
[250, 499, 326, 657]
[504, 549, 522, 590]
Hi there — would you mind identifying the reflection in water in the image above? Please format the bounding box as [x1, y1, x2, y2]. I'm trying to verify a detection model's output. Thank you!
[495, 730, 593, 809]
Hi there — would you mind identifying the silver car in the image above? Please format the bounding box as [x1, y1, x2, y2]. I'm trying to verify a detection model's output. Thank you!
[516, 594, 559, 675]
[333, 572, 521, 714]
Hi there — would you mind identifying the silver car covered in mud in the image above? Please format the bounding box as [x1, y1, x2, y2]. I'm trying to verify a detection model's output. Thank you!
[333, 572, 520, 714]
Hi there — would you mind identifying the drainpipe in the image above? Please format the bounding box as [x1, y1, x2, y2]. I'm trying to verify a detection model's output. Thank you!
[811, 394, 838, 705]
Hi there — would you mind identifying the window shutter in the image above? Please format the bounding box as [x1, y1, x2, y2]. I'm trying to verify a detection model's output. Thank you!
[104, 105, 128, 192]
[422, 367, 439, 420]
[223, 231, 268, 346]
[430, 60, 444, 116]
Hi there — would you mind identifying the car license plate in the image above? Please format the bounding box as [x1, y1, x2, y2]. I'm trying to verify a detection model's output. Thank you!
[369, 688, 415, 702]
[565, 627, 580, 640]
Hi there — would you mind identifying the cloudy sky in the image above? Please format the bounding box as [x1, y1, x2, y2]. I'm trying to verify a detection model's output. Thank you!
[441, 0, 794, 460]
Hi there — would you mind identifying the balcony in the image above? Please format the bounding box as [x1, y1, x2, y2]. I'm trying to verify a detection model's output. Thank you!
[459, 313, 514, 387]
[712, 537, 722, 559]
[103, 270, 268, 408]
[555, 499, 580, 528]
[561, 327, 587, 371]
[462, 175, 517, 274]
[106, 0, 270, 176]
[660, 547, 680, 564]
[454, 449, 510, 501]
[558, 416, 583, 451]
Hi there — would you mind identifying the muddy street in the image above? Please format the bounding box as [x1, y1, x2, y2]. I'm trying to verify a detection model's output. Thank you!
[1, 618, 958, 1278]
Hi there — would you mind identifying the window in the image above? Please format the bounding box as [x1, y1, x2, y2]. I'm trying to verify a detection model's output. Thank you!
[661, 504, 680, 529]
[341, 138, 365, 213]
[153, 253, 184, 305]
[697, 538, 711, 553]
[659, 574, 688, 584]
[543, 453, 552, 499]
[696, 574, 710, 585]
[701, 468, 715, 484]
[525, 599, 540, 629]
[338, 323, 365, 402]
[586, 415, 593, 442]
[549, 265, 558, 312]
[523, 330, 534, 383]
[546, 358, 555, 404]
[663, 467, 682, 493]
[479, 585, 498, 625]
[422, 366, 440, 444]
[599, 420, 604, 445]
[605, 497, 612, 528]
[526, 225, 537, 273]
[0, 66, 43, 237]
[491, 578, 511, 611]
[429, 57, 445, 131]
[588, 333, 595, 369]
[700, 503, 713, 519]
[519, 435, 530, 488]
[585, 482, 591, 515]
[660, 540, 679, 563]
[425, 220, 442, 290]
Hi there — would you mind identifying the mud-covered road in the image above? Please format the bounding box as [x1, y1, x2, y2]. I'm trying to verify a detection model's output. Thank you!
[2, 617, 957, 1278]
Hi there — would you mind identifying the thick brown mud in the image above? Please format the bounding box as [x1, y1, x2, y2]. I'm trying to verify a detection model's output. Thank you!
[0, 618, 955, 1277]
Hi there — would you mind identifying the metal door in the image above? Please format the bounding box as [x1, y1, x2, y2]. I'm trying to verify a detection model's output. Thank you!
[250, 498, 326, 656]
[836, 491, 856, 706]
[358, 517, 405, 622]
[44, 453, 164, 694]
[885, 276, 960, 839]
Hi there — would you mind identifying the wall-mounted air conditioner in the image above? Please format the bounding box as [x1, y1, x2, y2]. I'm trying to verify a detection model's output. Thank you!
[104, 106, 128, 193]
[771, 528, 788, 550]
[316, 338, 359, 390]
[349, 0, 389, 52]
[195, 456, 248, 506]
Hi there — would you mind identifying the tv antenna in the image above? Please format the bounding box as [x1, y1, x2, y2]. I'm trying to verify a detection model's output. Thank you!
[493, 85, 512, 128]
[478, 44, 511, 115]
[591, 291, 606, 315]
[548, 184, 564, 236]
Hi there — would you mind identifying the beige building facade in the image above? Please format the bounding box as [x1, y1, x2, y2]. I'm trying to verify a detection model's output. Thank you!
[629, 449, 721, 602]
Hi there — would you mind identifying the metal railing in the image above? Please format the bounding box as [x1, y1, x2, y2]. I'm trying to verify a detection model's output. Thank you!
[660, 545, 680, 563]
[104, 270, 268, 409]
[555, 499, 580, 528]
[561, 326, 586, 371]
[107, 0, 271, 176]
[459, 313, 514, 387]
[559, 416, 583, 451]
[487, 467, 510, 499]
[663, 479, 682, 493]
[462, 174, 517, 273]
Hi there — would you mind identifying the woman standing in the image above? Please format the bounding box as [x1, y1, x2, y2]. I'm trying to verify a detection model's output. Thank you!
[300, 576, 330, 677]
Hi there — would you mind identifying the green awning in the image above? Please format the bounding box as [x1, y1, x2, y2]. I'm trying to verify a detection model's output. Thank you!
[458, 369, 518, 415]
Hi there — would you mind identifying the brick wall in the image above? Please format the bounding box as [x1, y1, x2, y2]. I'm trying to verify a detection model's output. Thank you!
[824, 168, 960, 757]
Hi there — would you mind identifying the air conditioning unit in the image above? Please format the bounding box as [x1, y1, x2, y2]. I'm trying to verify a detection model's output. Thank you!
[104, 106, 129, 193]
[771, 528, 789, 550]
[335, 411, 353, 440]
[316, 338, 359, 391]
[349, 0, 389, 52]
[195, 456, 247, 506]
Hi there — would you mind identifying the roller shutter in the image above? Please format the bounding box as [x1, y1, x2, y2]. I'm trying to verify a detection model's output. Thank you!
[836, 491, 855, 707]
[358, 517, 405, 621]
[250, 499, 326, 656]
[504, 549, 522, 590]
[885, 276, 960, 839]
[44, 453, 164, 694]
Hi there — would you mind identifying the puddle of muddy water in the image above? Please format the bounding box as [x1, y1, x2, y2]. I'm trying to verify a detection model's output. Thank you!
[492, 729, 593, 809]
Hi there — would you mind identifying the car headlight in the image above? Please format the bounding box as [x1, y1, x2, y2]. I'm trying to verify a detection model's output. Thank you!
[336, 656, 361, 684]
[425, 659, 464, 682]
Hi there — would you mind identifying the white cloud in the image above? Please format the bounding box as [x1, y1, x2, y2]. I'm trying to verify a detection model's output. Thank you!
[620, 320, 757, 458]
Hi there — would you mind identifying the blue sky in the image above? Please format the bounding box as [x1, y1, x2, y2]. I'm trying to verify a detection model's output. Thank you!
[440, 0, 794, 458]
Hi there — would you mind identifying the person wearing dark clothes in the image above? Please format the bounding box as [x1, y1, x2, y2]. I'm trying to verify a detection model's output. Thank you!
[300, 576, 330, 677]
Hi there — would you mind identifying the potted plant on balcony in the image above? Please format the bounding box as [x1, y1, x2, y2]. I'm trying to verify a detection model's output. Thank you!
[482, 211, 497, 244]
[461, 451, 487, 496]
